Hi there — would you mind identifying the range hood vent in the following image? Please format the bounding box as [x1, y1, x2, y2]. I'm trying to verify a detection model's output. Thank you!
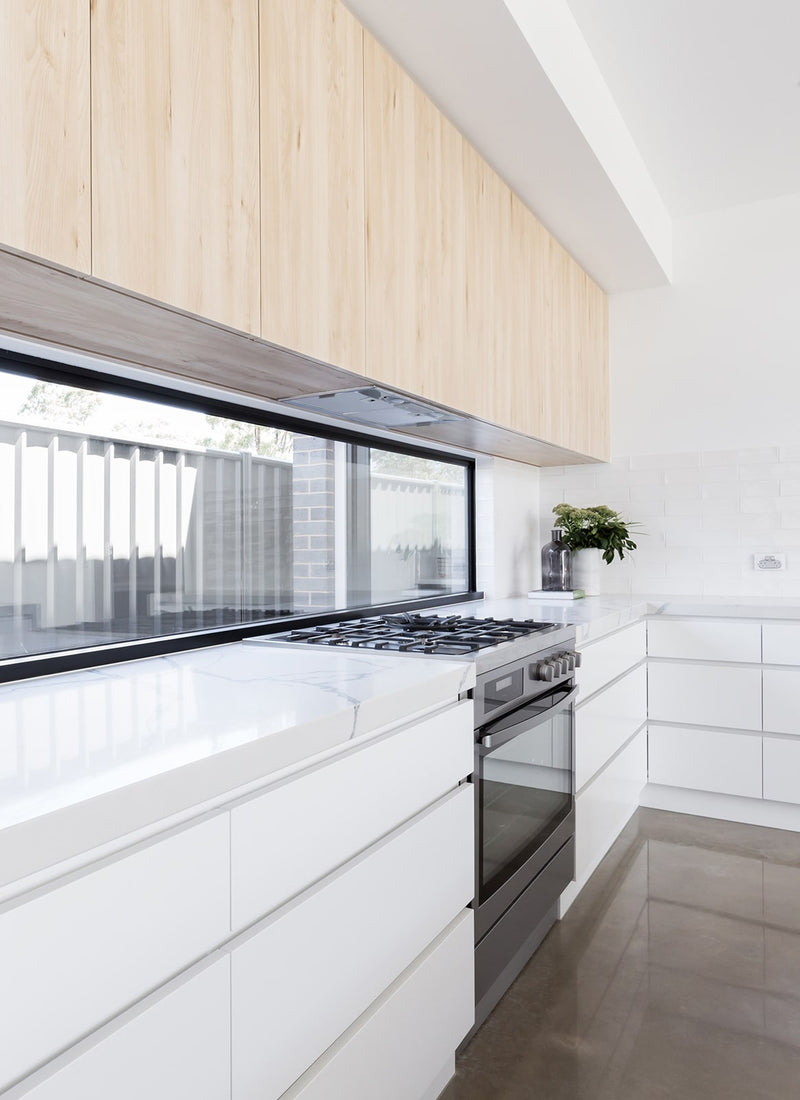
[281, 386, 465, 429]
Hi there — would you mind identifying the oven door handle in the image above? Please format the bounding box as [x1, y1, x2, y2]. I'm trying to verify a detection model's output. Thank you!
[478, 685, 579, 753]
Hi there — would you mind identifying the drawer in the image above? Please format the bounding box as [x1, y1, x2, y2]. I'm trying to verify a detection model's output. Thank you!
[763, 668, 800, 735]
[283, 912, 474, 1100]
[764, 737, 800, 804]
[230, 785, 473, 1100]
[763, 623, 800, 666]
[575, 664, 647, 790]
[231, 701, 473, 929]
[575, 730, 646, 883]
[648, 662, 762, 730]
[0, 815, 230, 1091]
[6, 957, 230, 1100]
[648, 725, 762, 798]
[577, 621, 646, 700]
[647, 618, 761, 663]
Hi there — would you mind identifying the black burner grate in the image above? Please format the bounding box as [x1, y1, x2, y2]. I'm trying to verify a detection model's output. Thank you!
[282, 613, 557, 655]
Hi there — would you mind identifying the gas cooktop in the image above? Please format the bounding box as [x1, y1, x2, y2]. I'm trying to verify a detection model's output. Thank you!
[260, 612, 562, 657]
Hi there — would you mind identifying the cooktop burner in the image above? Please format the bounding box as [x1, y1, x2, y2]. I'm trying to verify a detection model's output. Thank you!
[277, 613, 559, 655]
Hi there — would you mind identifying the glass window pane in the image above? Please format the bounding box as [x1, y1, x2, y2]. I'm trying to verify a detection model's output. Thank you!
[0, 368, 472, 663]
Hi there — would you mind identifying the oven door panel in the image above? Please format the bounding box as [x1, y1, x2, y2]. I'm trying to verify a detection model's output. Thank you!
[474, 683, 576, 941]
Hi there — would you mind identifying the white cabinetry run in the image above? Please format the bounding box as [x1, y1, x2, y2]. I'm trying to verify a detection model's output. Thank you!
[560, 620, 647, 914]
[645, 615, 800, 825]
[3, 699, 474, 1100]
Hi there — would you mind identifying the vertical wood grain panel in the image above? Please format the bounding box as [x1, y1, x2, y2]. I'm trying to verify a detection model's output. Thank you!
[260, 0, 365, 374]
[363, 32, 467, 409]
[0, 0, 90, 270]
[91, 0, 260, 334]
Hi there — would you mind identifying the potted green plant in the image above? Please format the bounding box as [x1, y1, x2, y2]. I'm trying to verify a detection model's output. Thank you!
[551, 504, 638, 595]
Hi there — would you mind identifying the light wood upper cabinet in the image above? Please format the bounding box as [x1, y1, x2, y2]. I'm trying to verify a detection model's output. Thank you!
[91, 0, 260, 334]
[0, 0, 90, 271]
[260, 0, 365, 374]
[363, 32, 471, 412]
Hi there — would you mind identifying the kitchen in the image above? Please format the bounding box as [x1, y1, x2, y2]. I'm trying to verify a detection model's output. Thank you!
[1, 1, 799, 1098]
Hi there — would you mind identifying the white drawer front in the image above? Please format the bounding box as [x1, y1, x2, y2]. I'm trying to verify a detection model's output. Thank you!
[575, 730, 646, 882]
[648, 662, 762, 730]
[648, 725, 762, 798]
[648, 619, 761, 663]
[0, 815, 230, 1091]
[764, 737, 800, 804]
[284, 912, 474, 1100]
[763, 623, 800, 666]
[231, 701, 473, 929]
[763, 668, 800, 734]
[231, 785, 473, 1100]
[575, 664, 647, 790]
[7, 957, 230, 1100]
[577, 621, 646, 700]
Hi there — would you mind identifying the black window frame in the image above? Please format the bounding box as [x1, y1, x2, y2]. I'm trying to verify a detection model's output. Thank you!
[0, 347, 480, 683]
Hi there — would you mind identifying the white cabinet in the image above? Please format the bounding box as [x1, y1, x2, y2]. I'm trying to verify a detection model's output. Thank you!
[648, 619, 761, 663]
[283, 912, 474, 1100]
[231, 701, 473, 929]
[7, 957, 231, 1100]
[575, 730, 647, 884]
[648, 725, 762, 799]
[576, 620, 646, 701]
[230, 785, 473, 1100]
[575, 664, 646, 791]
[648, 662, 762, 731]
[0, 815, 230, 1092]
[763, 738, 800, 805]
[763, 668, 800, 735]
[763, 623, 800, 666]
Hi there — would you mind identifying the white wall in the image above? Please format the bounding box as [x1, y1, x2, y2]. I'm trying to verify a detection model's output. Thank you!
[539, 192, 800, 598]
[476, 456, 541, 597]
[611, 192, 800, 457]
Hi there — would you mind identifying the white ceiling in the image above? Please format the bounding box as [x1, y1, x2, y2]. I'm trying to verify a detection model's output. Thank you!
[346, 0, 800, 291]
[565, 0, 800, 218]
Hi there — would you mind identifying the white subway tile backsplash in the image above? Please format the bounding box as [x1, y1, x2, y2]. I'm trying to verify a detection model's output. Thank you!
[539, 445, 800, 596]
[630, 452, 700, 470]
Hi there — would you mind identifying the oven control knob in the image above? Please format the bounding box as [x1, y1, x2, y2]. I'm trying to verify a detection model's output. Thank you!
[574, 650, 582, 668]
[562, 652, 576, 672]
[533, 661, 555, 681]
[555, 657, 570, 676]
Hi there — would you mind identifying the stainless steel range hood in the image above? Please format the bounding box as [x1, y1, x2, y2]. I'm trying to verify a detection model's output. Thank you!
[280, 385, 465, 430]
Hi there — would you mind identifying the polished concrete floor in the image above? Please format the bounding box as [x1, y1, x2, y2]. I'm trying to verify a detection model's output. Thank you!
[443, 808, 800, 1100]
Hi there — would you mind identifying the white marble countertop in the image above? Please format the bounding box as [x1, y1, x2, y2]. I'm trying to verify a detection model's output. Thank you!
[0, 642, 473, 892]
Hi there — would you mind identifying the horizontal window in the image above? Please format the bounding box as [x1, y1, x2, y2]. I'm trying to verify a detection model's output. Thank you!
[0, 361, 474, 672]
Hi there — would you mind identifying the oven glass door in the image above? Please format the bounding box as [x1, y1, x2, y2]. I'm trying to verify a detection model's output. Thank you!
[477, 682, 576, 904]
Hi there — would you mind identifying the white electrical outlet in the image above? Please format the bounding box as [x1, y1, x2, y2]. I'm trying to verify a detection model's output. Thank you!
[753, 552, 786, 572]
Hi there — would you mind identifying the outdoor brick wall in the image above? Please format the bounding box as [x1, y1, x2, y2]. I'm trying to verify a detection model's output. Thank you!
[292, 435, 336, 611]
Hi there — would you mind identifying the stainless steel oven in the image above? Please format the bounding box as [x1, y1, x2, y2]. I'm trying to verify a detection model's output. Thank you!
[471, 639, 578, 1032]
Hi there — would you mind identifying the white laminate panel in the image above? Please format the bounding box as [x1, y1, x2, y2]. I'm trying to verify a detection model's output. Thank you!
[576, 621, 646, 700]
[647, 619, 762, 663]
[230, 786, 473, 1100]
[763, 738, 800, 805]
[7, 957, 230, 1100]
[0, 815, 230, 1091]
[283, 912, 474, 1100]
[575, 664, 647, 790]
[763, 623, 800, 667]
[763, 668, 800, 735]
[648, 662, 762, 731]
[231, 702, 473, 929]
[574, 730, 647, 883]
[648, 725, 762, 799]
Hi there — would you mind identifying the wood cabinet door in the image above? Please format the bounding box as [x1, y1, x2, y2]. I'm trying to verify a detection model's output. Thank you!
[260, 0, 365, 374]
[363, 32, 469, 412]
[91, 0, 260, 334]
[0, 0, 90, 270]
